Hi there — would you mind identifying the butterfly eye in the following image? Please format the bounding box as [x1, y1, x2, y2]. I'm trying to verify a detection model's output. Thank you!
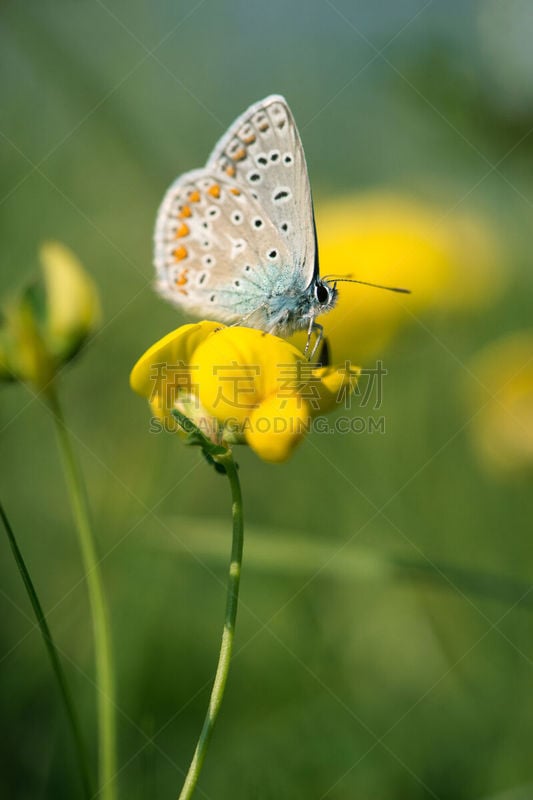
[315, 283, 330, 304]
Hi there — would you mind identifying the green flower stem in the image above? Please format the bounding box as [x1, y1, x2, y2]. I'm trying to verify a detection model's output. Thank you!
[46, 387, 117, 800]
[0, 500, 93, 799]
[178, 450, 244, 800]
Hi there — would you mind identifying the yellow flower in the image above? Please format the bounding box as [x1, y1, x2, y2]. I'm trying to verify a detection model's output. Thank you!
[0, 242, 100, 388]
[292, 192, 504, 363]
[39, 242, 101, 360]
[130, 322, 358, 463]
[467, 331, 533, 475]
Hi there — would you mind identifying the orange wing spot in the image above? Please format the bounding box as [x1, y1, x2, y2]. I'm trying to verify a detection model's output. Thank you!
[189, 190, 201, 202]
[175, 268, 189, 286]
[174, 246, 188, 261]
[178, 205, 192, 218]
[176, 223, 190, 238]
[258, 122, 269, 132]
[231, 147, 247, 161]
[225, 165, 236, 177]
[242, 133, 256, 144]
[230, 187, 241, 196]
[207, 184, 221, 199]
[177, 288, 188, 296]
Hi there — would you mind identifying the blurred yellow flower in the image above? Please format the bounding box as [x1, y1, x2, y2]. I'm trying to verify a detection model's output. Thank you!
[130, 322, 358, 463]
[39, 242, 101, 360]
[292, 192, 504, 363]
[467, 331, 533, 475]
[0, 242, 100, 388]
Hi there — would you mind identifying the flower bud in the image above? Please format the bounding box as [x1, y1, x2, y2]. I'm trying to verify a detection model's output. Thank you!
[0, 242, 100, 388]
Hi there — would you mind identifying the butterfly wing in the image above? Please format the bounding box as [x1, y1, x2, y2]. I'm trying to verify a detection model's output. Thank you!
[154, 168, 295, 326]
[207, 95, 317, 287]
[154, 95, 317, 329]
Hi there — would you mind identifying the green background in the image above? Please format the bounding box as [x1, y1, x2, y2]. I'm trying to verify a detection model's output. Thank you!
[1, 1, 533, 798]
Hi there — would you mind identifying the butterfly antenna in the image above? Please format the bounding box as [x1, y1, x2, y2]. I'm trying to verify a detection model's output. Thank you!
[325, 275, 411, 294]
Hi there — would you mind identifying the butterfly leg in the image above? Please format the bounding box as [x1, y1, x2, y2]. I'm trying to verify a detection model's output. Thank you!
[304, 317, 314, 356]
[306, 322, 324, 361]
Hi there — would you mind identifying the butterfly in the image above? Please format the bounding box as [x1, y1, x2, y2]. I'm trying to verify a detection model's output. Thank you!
[154, 95, 337, 352]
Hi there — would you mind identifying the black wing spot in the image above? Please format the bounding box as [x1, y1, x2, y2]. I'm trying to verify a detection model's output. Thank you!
[268, 249, 278, 260]
[281, 222, 289, 232]
[283, 154, 293, 165]
[257, 155, 268, 165]
[273, 189, 290, 202]
[253, 217, 264, 228]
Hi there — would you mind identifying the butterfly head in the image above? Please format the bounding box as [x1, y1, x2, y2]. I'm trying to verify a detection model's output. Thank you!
[310, 278, 338, 316]
[288, 277, 337, 334]
[313, 278, 338, 314]
[266, 277, 337, 339]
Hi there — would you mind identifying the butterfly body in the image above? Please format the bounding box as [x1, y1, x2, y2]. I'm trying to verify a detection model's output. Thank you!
[154, 95, 337, 337]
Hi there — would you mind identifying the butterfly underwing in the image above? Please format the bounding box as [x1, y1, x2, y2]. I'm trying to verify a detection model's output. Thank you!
[154, 95, 337, 339]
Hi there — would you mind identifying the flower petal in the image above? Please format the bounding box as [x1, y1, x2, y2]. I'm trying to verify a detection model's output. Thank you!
[131, 322, 359, 463]
[245, 395, 311, 462]
[312, 364, 361, 414]
[467, 331, 533, 474]
[40, 241, 101, 360]
[191, 326, 305, 424]
[130, 321, 221, 397]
